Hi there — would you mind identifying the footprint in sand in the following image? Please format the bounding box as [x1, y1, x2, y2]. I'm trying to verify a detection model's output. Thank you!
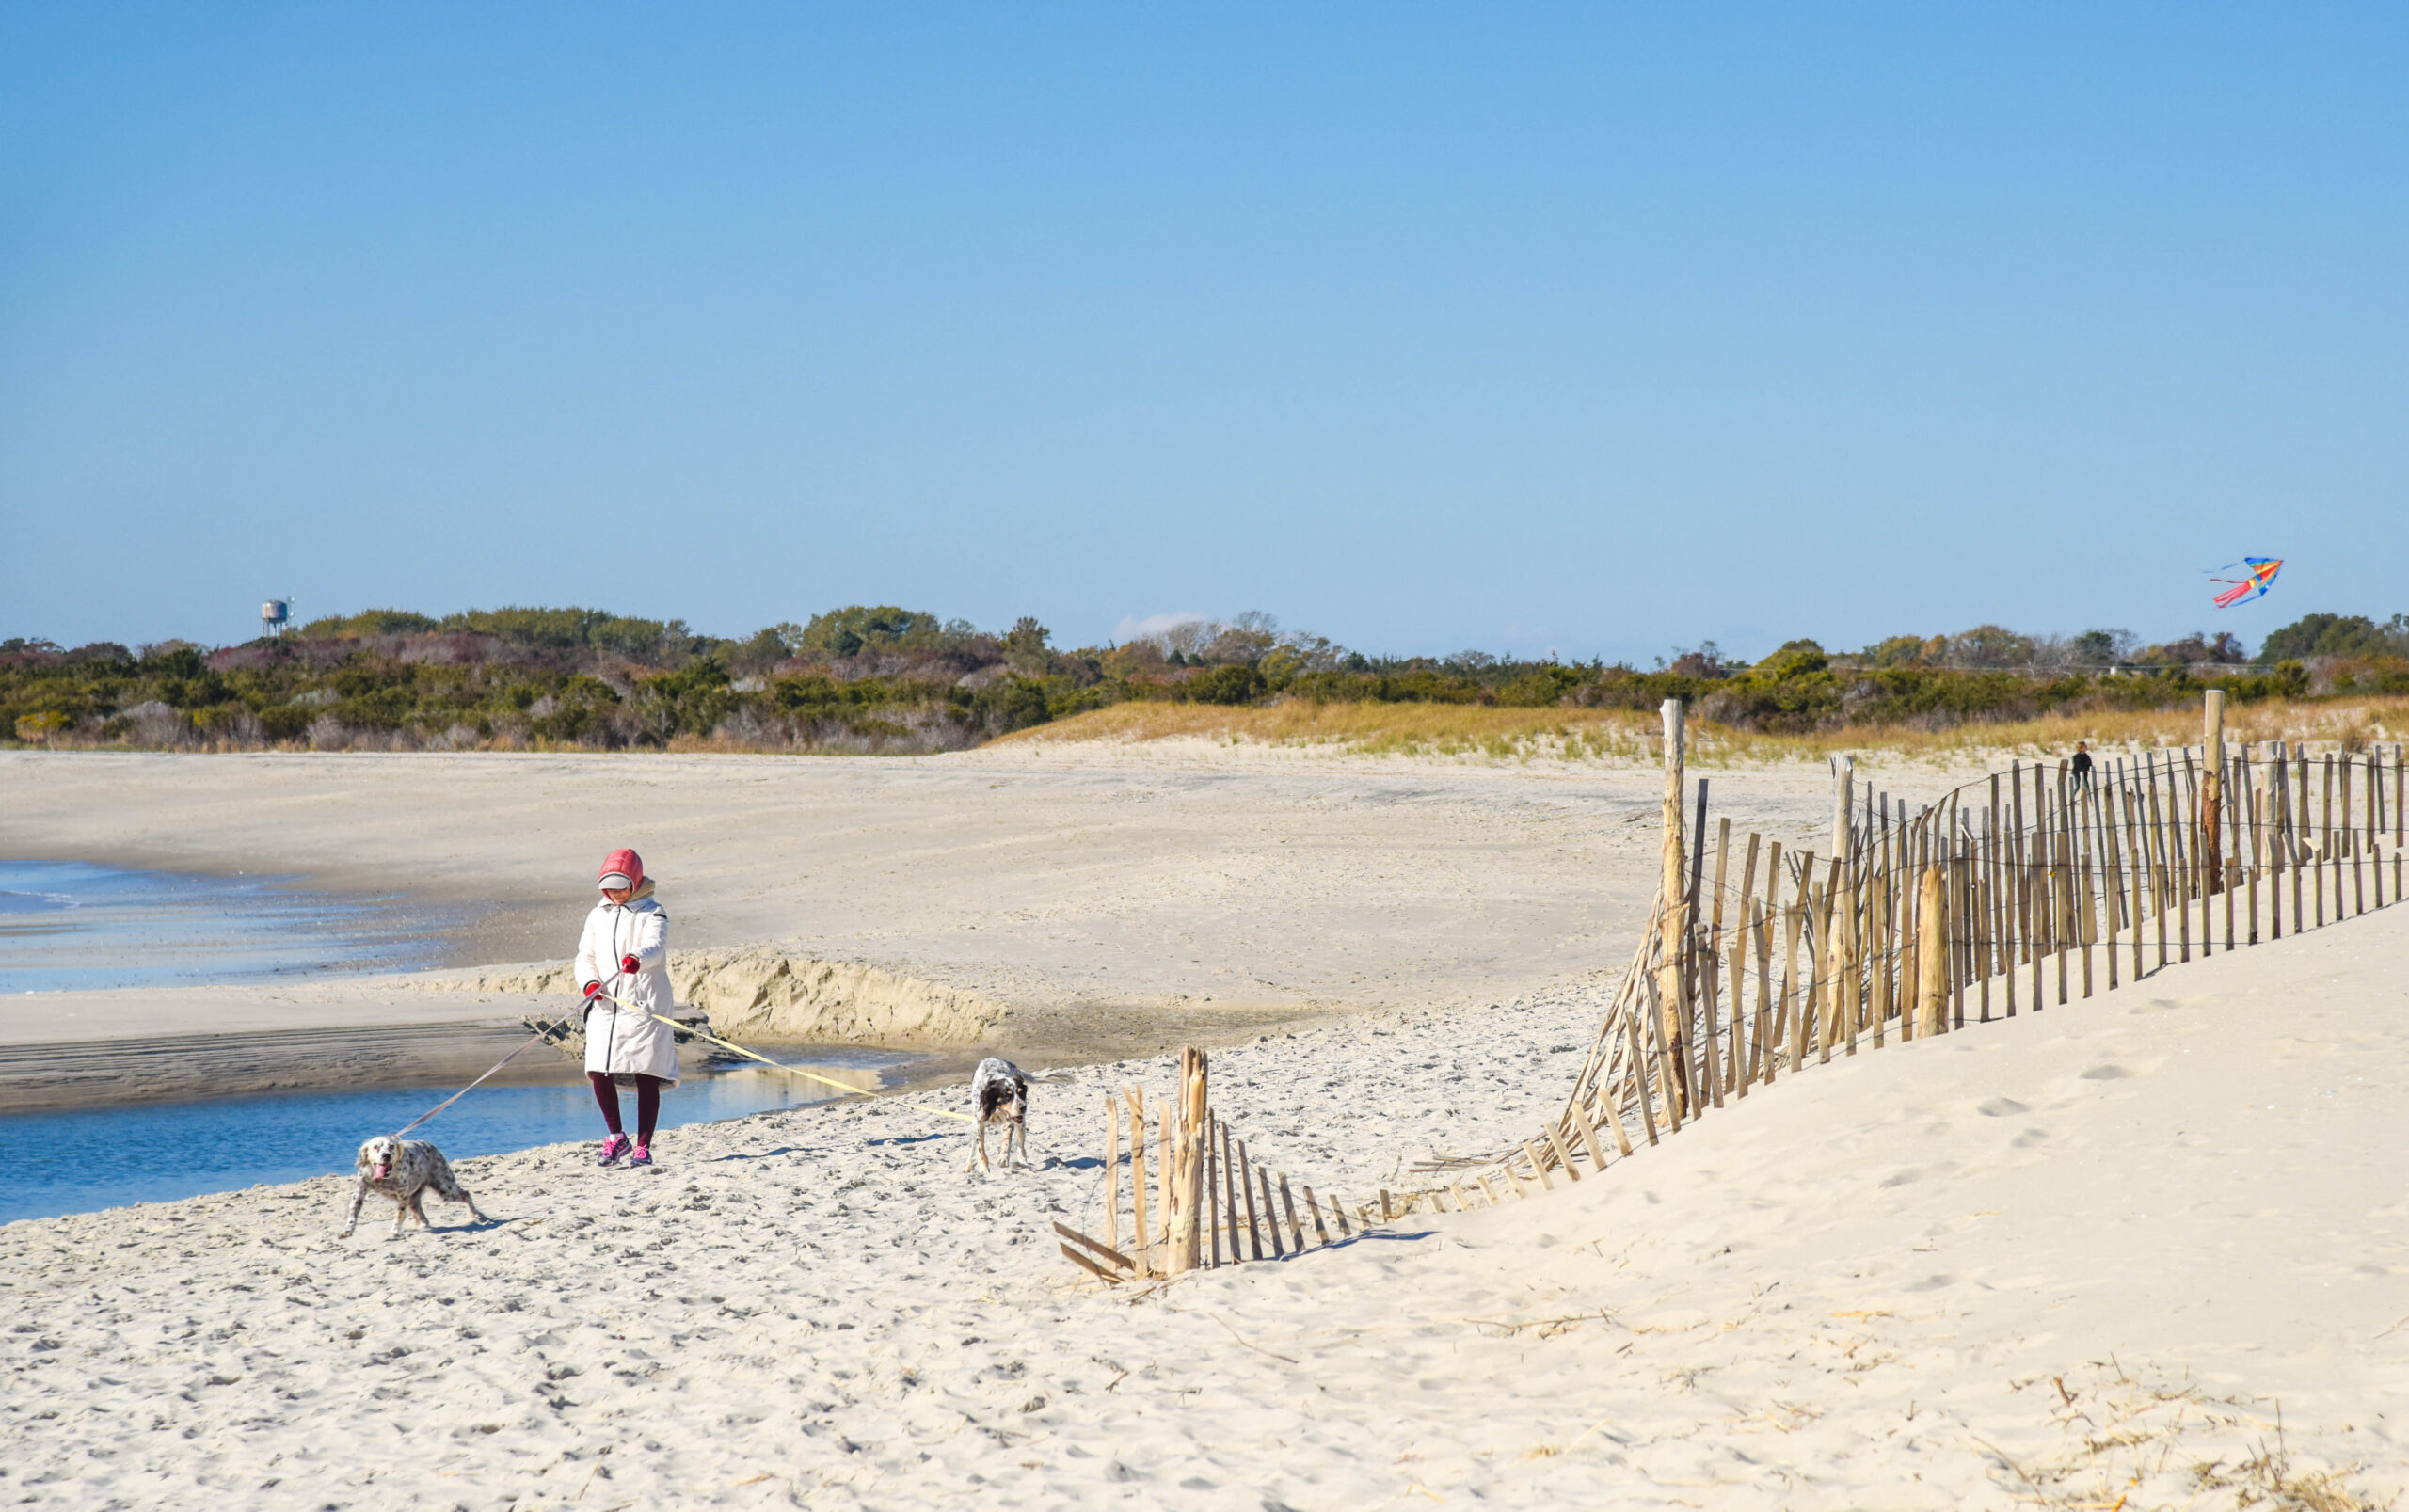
[2080, 1065, 2132, 1080]
[1879, 1163, 1957, 1188]
[2011, 1129, 2050, 1148]
[1976, 1097, 2029, 1117]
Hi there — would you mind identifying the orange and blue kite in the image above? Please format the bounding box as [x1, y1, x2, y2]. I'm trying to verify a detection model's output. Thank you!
[2210, 557, 2282, 609]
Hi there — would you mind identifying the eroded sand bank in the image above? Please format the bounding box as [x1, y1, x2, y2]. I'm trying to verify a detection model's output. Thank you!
[4, 896, 2402, 1508]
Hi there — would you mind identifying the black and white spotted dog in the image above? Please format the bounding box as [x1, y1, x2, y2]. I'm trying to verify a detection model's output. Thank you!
[965, 1057, 1066, 1173]
[343, 1135, 493, 1237]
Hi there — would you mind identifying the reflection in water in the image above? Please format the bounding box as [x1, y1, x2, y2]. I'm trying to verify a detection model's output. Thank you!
[0, 1054, 920, 1225]
[0, 858, 464, 993]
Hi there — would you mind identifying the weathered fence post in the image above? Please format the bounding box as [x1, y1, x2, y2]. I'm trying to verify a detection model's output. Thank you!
[1823, 757, 1857, 1054]
[1168, 1048, 1207, 1274]
[1916, 863, 1948, 1035]
[2203, 690, 2226, 897]
[1659, 698, 1691, 1115]
[1125, 1088, 1152, 1276]
[1103, 1095, 1120, 1257]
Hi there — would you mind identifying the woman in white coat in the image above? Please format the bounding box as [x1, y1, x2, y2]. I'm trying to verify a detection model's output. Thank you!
[577, 847, 678, 1167]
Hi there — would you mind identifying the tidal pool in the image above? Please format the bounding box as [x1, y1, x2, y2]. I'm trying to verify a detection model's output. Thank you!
[0, 858, 464, 993]
[0, 1054, 920, 1224]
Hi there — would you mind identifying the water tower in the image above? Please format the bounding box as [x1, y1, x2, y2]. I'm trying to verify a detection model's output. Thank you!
[261, 598, 292, 639]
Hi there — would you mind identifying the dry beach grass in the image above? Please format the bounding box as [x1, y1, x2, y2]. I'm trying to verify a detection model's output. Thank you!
[1005, 693, 2409, 769]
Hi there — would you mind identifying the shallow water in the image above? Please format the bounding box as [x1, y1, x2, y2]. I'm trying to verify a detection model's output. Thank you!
[0, 858, 463, 992]
[0, 1054, 917, 1224]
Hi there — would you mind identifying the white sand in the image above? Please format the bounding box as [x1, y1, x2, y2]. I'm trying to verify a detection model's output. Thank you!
[3, 743, 1923, 1080]
[5, 888, 2402, 1508]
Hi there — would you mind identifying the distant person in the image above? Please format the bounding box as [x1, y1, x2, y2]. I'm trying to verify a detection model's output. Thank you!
[2070, 741, 2096, 793]
[577, 847, 678, 1167]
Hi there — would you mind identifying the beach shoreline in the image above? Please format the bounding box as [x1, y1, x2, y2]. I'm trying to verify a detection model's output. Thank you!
[1, 741, 1919, 1109]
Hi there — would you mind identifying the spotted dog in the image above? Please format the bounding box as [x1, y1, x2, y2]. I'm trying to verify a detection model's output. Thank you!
[343, 1135, 493, 1238]
[966, 1057, 1046, 1174]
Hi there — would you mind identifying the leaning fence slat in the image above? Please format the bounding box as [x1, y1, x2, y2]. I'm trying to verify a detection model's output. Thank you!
[1054, 1220, 1136, 1276]
[1125, 1090, 1152, 1277]
[1258, 1168, 1286, 1257]
[1301, 1185, 1332, 1246]
[1541, 1122, 1581, 1182]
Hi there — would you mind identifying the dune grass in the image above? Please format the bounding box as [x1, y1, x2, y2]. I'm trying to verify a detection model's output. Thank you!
[997, 696, 2409, 767]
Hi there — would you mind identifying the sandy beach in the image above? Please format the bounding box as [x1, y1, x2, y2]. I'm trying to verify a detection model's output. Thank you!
[1, 741, 1946, 1103]
[5, 738, 2400, 1508]
[2, 867, 2402, 1507]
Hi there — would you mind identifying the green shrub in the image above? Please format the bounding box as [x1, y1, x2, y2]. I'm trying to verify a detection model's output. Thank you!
[1494, 665, 1585, 708]
[295, 609, 439, 638]
[1187, 664, 1267, 706]
[790, 606, 947, 657]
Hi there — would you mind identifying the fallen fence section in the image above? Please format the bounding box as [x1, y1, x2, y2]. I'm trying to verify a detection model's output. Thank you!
[1057, 1046, 1394, 1281]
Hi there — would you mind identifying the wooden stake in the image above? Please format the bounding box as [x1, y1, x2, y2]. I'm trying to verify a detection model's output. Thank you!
[1782, 873, 1809, 1072]
[1301, 1185, 1332, 1246]
[1237, 1138, 1263, 1261]
[1623, 1012, 1660, 1145]
[2320, 753, 2332, 928]
[1125, 1090, 1153, 1276]
[1103, 1092, 1119, 1259]
[1571, 1106, 1607, 1170]
[1255, 1167, 1285, 1257]
[1221, 1120, 1241, 1263]
[1157, 1087, 1174, 1246]
[1658, 698, 1691, 1119]
[1168, 1048, 1207, 1275]
[1523, 1141, 1555, 1192]
[1542, 1121, 1582, 1182]
[2202, 690, 2226, 901]
[1276, 1172, 1304, 1251]
[1916, 863, 1948, 1035]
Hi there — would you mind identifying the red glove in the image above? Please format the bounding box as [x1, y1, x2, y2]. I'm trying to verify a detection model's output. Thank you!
[582, 980, 602, 1001]
[619, 954, 642, 977]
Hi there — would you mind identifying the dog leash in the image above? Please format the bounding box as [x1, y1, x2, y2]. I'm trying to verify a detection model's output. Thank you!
[584, 989, 978, 1123]
[391, 1027, 554, 1139]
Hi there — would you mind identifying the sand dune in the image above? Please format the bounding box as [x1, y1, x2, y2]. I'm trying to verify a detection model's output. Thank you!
[3, 885, 2401, 1508]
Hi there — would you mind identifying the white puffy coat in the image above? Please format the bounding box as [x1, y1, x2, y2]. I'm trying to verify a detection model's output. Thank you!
[575, 885, 678, 1082]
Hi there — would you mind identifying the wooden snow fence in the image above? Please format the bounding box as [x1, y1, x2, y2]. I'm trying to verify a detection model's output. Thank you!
[1061, 693, 2409, 1275]
[1417, 692, 2409, 1207]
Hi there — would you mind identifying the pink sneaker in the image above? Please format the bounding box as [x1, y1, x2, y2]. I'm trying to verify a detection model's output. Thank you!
[597, 1134, 630, 1166]
[630, 1144, 653, 1168]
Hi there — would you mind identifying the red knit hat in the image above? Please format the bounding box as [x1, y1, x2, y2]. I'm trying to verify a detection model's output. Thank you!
[598, 848, 644, 891]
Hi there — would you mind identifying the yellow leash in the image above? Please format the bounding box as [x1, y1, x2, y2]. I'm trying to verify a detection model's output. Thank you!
[584, 990, 976, 1123]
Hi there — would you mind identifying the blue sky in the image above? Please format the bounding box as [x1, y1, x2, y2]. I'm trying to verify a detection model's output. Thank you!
[3, 6, 2402, 662]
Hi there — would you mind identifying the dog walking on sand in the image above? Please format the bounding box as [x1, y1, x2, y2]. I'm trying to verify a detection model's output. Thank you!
[343, 1136, 492, 1238]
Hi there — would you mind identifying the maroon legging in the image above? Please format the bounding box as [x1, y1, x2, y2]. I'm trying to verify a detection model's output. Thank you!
[590, 1072, 665, 1145]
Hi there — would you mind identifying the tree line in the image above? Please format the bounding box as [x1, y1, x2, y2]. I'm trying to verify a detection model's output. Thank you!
[3, 605, 2403, 752]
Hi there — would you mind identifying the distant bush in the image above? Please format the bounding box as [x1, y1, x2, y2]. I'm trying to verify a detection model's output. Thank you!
[295, 609, 439, 638]
[1186, 664, 1268, 705]
[2258, 613, 2409, 663]
[790, 605, 957, 657]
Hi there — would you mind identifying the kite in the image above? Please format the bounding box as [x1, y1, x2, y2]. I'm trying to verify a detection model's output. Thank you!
[2210, 557, 2282, 609]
